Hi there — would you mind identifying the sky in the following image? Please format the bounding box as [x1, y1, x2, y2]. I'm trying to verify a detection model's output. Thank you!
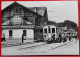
[1, 1, 78, 25]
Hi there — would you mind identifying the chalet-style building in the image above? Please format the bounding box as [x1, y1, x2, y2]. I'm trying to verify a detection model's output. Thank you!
[1, 2, 48, 42]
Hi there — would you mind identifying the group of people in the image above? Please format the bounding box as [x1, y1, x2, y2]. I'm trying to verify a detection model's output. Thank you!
[59, 34, 70, 42]
[59, 33, 78, 42]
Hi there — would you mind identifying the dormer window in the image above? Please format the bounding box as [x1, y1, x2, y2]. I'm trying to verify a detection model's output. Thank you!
[14, 8, 21, 13]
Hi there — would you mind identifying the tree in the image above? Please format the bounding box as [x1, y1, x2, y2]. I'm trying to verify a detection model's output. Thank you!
[55, 22, 65, 27]
[64, 20, 77, 29]
[47, 20, 56, 25]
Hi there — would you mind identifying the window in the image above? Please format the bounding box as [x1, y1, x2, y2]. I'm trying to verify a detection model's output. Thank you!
[16, 8, 18, 13]
[48, 26, 51, 33]
[23, 30, 26, 36]
[14, 8, 21, 13]
[44, 28, 47, 33]
[18, 8, 21, 13]
[9, 30, 12, 36]
[52, 28, 55, 33]
[56, 28, 58, 32]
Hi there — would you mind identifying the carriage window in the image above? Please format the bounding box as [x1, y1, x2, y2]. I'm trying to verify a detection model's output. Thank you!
[48, 26, 51, 33]
[52, 28, 55, 33]
[56, 28, 57, 32]
[44, 28, 47, 33]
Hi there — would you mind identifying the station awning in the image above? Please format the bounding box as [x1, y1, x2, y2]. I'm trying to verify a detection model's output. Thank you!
[1, 25, 35, 29]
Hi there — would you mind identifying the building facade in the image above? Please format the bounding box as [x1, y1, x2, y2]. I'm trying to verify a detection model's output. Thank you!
[1, 2, 48, 41]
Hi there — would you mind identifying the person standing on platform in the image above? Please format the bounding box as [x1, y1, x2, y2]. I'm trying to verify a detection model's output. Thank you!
[59, 34, 62, 42]
[22, 34, 24, 43]
[3, 34, 6, 41]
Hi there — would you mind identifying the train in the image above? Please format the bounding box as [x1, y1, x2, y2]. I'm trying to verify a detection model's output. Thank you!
[43, 25, 78, 43]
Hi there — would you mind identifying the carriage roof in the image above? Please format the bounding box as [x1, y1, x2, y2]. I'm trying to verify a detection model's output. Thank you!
[43, 25, 56, 28]
[43, 25, 67, 29]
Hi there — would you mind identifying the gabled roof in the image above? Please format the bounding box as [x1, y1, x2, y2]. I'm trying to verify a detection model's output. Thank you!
[1, 2, 41, 17]
[1, 2, 47, 17]
[1, 2, 48, 25]
[28, 7, 47, 16]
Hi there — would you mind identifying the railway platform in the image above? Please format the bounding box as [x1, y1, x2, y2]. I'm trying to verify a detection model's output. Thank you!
[1, 38, 75, 48]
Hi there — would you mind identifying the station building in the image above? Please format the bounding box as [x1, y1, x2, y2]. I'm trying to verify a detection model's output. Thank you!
[1, 2, 48, 42]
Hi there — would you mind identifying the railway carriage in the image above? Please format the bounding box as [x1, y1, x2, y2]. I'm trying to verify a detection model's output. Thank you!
[43, 25, 68, 43]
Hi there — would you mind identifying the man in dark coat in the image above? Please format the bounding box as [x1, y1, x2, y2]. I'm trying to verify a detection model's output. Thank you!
[22, 34, 24, 43]
[3, 34, 6, 41]
[59, 34, 62, 42]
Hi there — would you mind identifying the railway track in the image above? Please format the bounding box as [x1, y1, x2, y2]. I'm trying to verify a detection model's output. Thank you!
[18, 43, 47, 50]
[50, 40, 73, 50]
[19, 40, 74, 50]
